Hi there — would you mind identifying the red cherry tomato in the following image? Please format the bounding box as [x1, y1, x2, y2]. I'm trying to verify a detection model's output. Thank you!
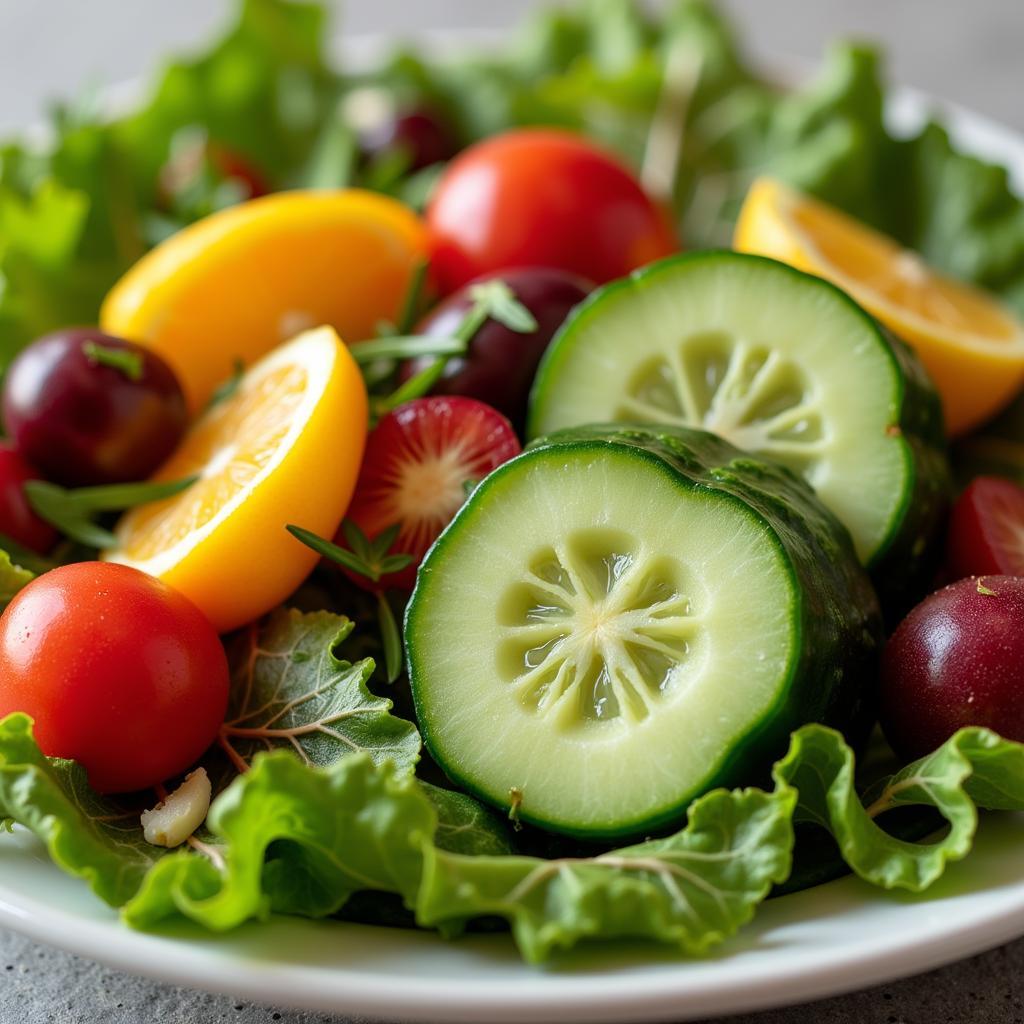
[0, 443, 57, 554]
[947, 476, 1024, 579]
[426, 128, 679, 294]
[208, 142, 269, 199]
[0, 563, 229, 793]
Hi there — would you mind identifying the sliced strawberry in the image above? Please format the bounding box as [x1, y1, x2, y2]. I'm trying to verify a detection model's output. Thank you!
[947, 476, 1024, 579]
[344, 397, 521, 591]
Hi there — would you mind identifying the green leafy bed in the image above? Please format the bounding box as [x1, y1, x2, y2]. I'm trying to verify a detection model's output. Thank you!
[3, 0, 1024, 373]
[3, 594, 1024, 963]
[5, 0, 1024, 965]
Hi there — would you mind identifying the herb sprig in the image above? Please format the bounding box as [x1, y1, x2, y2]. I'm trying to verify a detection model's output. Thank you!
[287, 521, 413, 683]
[353, 278, 538, 416]
[25, 477, 198, 549]
[82, 342, 144, 382]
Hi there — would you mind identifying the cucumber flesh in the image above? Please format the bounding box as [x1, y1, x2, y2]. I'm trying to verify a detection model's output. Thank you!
[407, 427, 881, 840]
[528, 251, 949, 577]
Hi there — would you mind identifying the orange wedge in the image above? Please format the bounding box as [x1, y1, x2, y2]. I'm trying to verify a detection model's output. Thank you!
[103, 327, 367, 632]
[734, 177, 1024, 437]
[101, 189, 428, 411]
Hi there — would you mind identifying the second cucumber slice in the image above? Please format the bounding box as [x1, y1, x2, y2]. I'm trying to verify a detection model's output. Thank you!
[407, 425, 882, 840]
[528, 252, 950, 601]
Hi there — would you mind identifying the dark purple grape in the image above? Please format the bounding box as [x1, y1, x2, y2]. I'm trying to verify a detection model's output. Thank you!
[399, 267, 592, 429]
[359, 106, 460, 173]
[2, 329, 188, 487]
[881, 576, 1024, 761]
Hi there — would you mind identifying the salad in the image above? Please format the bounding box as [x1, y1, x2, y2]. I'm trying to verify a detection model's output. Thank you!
[4, 0, 1024, 966]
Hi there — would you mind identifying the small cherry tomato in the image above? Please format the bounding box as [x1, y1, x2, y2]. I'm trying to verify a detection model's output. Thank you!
[0, 443, 57, 554]
[159, 136, 269, 208]
[0, 562, 229, 793]
[947, 475, 1024, 579]
[426, 128, 679, 294]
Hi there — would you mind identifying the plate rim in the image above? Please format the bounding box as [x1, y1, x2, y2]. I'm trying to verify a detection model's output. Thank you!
[5, 819, 1024, 1023]
[4, 33, 1024, 1024]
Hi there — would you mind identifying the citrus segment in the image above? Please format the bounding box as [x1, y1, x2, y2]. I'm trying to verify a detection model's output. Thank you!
[734, 177, 1024, 437]
[100, 190, 428, 411]
[104, 327, 367, 632]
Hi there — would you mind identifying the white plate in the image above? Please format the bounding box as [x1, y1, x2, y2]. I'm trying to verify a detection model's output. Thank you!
[4, 47, 1024, 1024]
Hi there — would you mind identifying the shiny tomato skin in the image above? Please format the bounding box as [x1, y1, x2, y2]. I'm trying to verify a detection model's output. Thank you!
[947, 476, 1024, 579]
[426, 128, 679, 294]
[0, 443, 57, 554]
[0, 562, 229, 793]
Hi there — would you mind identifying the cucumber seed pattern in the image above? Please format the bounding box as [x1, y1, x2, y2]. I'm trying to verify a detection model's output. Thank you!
[497, 528, 699, 726]
[617, 332, 828, 486]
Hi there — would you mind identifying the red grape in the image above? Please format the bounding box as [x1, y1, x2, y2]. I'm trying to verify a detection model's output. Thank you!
[0, 444, 57, 554]
[398, 267, 592, 428]
[359, 106, 460, 172]
[881, 575, 1024, 760]
[2, 329, 188, 487]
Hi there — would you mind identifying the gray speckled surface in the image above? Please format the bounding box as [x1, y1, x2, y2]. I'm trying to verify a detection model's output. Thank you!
[5, 924, 1024, 1024]
[2, 1, 1024, 1021]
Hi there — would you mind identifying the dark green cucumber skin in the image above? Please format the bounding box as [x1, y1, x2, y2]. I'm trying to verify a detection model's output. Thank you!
[408, 424, 883, 840]
[529, 425, 884, 772]
[871, 328, 953, 624]
[526, 250, 952, 624]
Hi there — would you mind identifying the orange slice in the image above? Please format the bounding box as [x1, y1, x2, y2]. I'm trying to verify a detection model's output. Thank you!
[101, 189, 428, 411]
[103, 327, 367, 632]
[734, 177, 1024, 437]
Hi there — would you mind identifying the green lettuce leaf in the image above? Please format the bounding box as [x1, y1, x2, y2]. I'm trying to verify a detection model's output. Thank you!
[4, 0, 1024, 369]
[0, 549, 34, 610]
[0, 179, 99, 362]
[422, 782, 514, 857]
[416, 785, 796, 963]
[0, 0, 340, 366]
[115, 0, 337, 194]
[213, 608, 420, 790]
[0, 713, 164, 906]
[374, 0, 1024, 315]
[124, 751, 435, 929]
[10, 706, 1024, 962]
[882, 125, 1024, 309]
[774, 724, 1024, 890]
[0, 603, 419, 915]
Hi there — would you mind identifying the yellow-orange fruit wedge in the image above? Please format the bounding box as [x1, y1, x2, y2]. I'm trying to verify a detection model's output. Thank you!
[103, 327, 367, 632]
[101, 189, 428, 411]
[735, 177, 1024, 437]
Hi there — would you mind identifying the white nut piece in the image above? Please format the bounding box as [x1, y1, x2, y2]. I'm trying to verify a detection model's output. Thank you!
[141, 768, 212, 848]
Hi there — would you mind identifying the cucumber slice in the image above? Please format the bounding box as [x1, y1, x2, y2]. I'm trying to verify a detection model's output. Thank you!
[528, 252, 950, 611]
[407, 425, 882, 840]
